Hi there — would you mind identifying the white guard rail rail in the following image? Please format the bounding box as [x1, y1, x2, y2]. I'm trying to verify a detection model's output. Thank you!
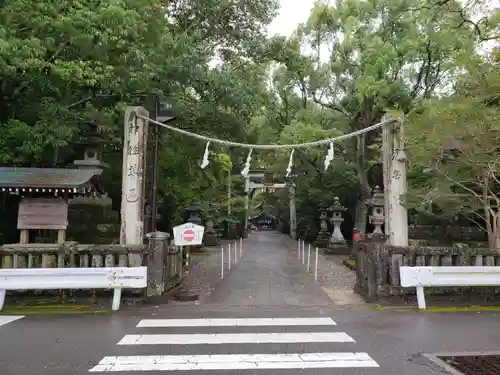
[400, 266, 500, 310]
[0, 267, 147, 311]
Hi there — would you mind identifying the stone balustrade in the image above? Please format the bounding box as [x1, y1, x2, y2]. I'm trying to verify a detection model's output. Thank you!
[0, 243, 145, 269]
[355, 242, 500, 301]
[0, 233, 184, 299]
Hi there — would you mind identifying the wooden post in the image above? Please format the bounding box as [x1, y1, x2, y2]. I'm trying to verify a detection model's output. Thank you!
[20, 230, 29, 244]
[120, 107, 149, 245]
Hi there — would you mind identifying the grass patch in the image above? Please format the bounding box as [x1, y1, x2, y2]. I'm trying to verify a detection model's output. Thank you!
[373, 305, 500, 313]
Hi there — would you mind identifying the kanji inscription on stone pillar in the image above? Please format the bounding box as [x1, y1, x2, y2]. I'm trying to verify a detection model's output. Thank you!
[120, 106, 149, 245]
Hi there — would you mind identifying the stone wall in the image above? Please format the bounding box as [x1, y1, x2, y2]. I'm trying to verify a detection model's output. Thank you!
[355, 242, 500, 301]
[67, 196, 120, 244]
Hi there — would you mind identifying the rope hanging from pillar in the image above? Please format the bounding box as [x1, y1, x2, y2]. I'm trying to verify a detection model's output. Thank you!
[136, 112, 400, 176]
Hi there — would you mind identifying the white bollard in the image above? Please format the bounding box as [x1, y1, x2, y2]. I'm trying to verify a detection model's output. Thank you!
[307, 244, 311, 272]
[297, 239, 301, 259]
[240, 237, 243, 257]
[228, 243, 231, 270]
[314, 247, 319, 281]
[221, 246, 224, 279]
[234, 241, 237, 262]
[302, 241, 305, 264]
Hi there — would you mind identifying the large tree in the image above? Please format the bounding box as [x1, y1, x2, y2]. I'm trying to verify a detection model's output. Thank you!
[262, 0, 479, 234]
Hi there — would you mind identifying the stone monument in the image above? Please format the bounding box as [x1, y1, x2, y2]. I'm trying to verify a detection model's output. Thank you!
[314, 205, 331, 248]
[203, 204, 220, 246]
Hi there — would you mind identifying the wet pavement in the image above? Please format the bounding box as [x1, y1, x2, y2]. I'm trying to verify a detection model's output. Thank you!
[1, 232, 500, 375]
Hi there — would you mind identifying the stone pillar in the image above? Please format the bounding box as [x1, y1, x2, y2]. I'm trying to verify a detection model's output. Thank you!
[120, 106, 149, 245]
[145, 231, 169, 297]
[327, 197, 348, 254]
[314, 206, 330, 248]
[289, 183, 297, 240]
[387, 119, 408, 246]
[369, 186, 385, 234]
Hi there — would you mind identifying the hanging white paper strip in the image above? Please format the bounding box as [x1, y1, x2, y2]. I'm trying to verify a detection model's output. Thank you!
[324, 142, 334, 171]
[200, 141, 210, 169]
[285, 149, 294, 178]
[241, 148, 253, 178]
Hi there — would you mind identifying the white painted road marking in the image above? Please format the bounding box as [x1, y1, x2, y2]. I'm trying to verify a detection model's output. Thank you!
[89, 352, 379, 372]
[117, 331, 355, 345]
[0, 315, 24, 327]
[137, 317, 336, 327]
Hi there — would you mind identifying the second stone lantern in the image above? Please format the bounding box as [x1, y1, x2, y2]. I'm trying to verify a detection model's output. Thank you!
[326, 197, 348, 254]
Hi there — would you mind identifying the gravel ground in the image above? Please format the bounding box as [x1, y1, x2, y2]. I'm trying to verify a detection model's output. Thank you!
[281, 236, 365, 305]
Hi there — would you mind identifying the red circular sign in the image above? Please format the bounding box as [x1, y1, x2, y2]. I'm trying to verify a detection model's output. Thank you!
[183, 229, 195, 241]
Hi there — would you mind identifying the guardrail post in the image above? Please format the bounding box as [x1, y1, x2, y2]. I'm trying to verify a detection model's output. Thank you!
[146, 231, 169, 297]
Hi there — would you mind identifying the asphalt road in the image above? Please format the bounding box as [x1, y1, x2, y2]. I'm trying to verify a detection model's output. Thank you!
[1, 232, 499, 375]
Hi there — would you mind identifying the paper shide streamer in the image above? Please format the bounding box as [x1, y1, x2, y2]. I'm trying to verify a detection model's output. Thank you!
[200, 141, 210, 169]
[324, 142, 334, 171]
[241, 148, 253, 178]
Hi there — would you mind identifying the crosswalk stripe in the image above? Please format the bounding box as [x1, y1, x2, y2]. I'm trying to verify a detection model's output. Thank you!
[117, 331, 355, 345]
[137, 317, 336, 327]
[89, 352, 379, 372]
[0, 315, 24, 327]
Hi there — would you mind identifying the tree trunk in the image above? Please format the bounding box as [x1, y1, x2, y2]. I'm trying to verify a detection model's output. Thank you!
[354, 134, 370, 235]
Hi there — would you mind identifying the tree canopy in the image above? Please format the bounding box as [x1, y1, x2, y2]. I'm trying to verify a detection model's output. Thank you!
[0, 0, 499, 244]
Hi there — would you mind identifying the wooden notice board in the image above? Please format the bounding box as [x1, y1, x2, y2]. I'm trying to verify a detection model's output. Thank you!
[17, 197, 68, 230]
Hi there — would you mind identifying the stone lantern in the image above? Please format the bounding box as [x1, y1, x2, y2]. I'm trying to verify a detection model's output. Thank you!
[314, 205, 330, 248]
[327, 197, 347, 254]
[203, 203, 220, 246]
[184, 205, 203, 253]
[185, 205, 203, 226]
[369, 186, 385, 234]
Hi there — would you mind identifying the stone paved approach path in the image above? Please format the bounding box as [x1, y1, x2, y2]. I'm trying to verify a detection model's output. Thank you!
[179, 231, 363, 307]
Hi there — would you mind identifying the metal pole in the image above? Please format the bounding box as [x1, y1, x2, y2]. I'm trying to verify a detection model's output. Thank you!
[307, 244, 311, 271]
[227, 169, 232, 216]
[234, 240, 237, 262]
[228, 243, 231, 270]
[151, 127, 159, 233]
[221, 246, 224, 279]
[297, 239, 301, 259]
[302, 241, 305, 264]
[151, 102, 160, 233]
[244, 176, 249, 233]
[239, 237, 243, 257]
[314, 247, 319, 281]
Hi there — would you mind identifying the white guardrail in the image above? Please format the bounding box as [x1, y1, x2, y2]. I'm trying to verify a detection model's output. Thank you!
[400, 266, 500, 310]
[0, 267, 147, 311]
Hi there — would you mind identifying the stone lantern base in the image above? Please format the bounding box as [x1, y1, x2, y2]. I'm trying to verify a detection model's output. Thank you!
[314, 230, 330, 248]
[325, 240, 349, 255]
[203, 230, 220, 246]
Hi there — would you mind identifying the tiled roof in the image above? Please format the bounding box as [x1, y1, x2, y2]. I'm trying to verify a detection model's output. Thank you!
[0, 167, 102, 188]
